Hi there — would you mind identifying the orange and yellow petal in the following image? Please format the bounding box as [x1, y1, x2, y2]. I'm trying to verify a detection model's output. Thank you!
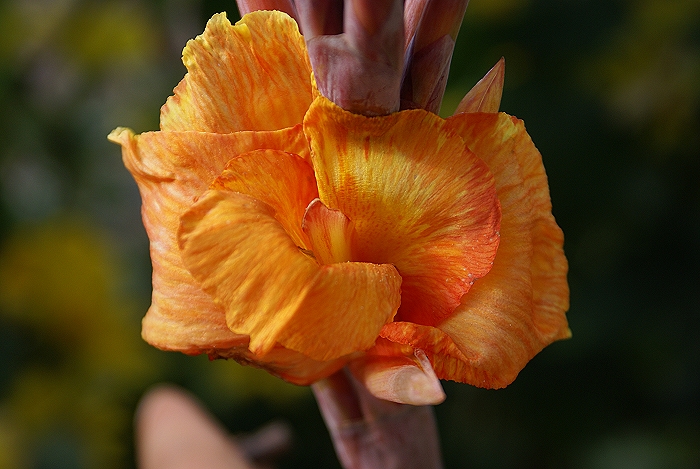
[211, 149, 318, 249]
[446, 112, 570, 341]
[377, 111, 570, 388]
[178, 190, 402, 362]
[160, 11, 313, 133]
[107, 126, 308, 354]
[278, 261, 402, 362]
[378, 321, 505, 386]
[304, 96, 501, 326]
[301, 199, 355, 265]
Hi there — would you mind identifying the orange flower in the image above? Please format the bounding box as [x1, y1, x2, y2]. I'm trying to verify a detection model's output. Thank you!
[109, 10, 569, 403]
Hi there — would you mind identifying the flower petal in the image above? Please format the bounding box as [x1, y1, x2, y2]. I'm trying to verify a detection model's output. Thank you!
[379, 320, 493, 384]
[304, 96, 501, 326]
[378, 112, 570, 388]
[178, 190, 317, 356]
[279, 261, 402, 362]
[302, 199, 355, 265]
[211, 149, 318, 249]
[178, 190, 402, 362]
[160, 11, 312, 133]
[445, 112, 570, 343]
[107, 126, 308, 355]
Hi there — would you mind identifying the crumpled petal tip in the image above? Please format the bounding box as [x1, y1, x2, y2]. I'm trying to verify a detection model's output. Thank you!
[107, 126, 132, 145]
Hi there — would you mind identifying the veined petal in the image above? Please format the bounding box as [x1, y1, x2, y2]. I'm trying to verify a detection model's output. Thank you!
[279, 261, 402, 362]
[382, 111, 569, 388]
[211, 149, 318, 249]
[446, 113, 570, 341]
[160, 11, 312, 133]
[302, 199, 355, 265]
[304, 96, 501, 326]
[107, 126, 308, 355]
[178, 191, 317, 356]
[178, 190, 402, 362]
[379, 321, 499, 385]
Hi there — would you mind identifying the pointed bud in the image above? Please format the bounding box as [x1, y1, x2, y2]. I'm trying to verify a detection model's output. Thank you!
[294, 0, 343, 37]
[454, 57, 505, 114]
[401, 0, 469, 113]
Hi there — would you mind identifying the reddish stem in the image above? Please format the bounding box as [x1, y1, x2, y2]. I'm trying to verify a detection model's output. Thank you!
[312, 369, 443, 469]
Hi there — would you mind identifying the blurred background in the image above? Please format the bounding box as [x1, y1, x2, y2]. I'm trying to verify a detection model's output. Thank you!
[0, 0, 698, 467]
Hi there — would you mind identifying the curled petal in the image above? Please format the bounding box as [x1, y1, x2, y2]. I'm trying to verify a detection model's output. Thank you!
[211, 149, 318, 249]
[160, 11, 312, 132]
[279, 261, 402, 362]
[302, 199, 355, 265]
[216, 343, 347, 386]
[304, 96, 501, 326]
[179, 190, 402, 362]
[107, 126, 308, 355]
[178, 191, 318, 356]
[379, 321, 497, 385]
[454, 57, 505, 114]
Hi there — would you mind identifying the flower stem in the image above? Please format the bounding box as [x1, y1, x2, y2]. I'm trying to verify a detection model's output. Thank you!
[312, 368, 443, 469]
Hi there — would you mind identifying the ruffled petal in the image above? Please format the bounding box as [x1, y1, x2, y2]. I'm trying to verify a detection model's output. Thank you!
[445, 112, 570, 341]
[160, 11, 313, 133]
[378, 111, 569, 388]
[107, 126, 308, 355]
[380, 321, 505, 388]
[211, 149, 318, 249]
[178, 190, 318, 356]
[304, 96, 501, 326]
[178, 190, 402, 362]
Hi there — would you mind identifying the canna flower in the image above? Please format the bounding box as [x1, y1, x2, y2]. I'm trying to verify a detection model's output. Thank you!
[110, 9, 569, 405]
